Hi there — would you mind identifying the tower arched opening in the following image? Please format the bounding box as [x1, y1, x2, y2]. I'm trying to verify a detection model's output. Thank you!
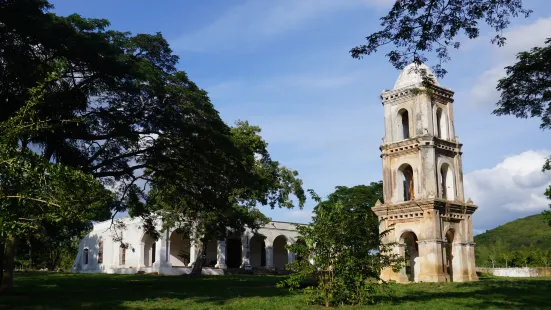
[398, 109, 410, 140]
[398, 164, 415, 201]
[440, 163, 456, 200]
[445, 229, 455, 281]
[436, 107, 449, 140]
[399, 231, 419, 282]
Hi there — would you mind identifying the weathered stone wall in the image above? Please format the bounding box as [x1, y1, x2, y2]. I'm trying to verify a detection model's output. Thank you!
[476, 267, 551, 277]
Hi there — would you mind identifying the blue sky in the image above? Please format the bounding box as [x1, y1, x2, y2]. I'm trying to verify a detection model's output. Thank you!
[50, 0, 551, 233]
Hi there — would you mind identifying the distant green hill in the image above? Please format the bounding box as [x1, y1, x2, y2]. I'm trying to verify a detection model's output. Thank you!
[474, 213, 551, 250]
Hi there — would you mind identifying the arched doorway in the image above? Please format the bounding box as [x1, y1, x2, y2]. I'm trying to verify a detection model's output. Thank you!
[273, 235, 288, 271]
[141, 233, 156, 267]
[400, 231, 419, 282]
[399, 164, 415, 201]
[445, 230, 455, 281]
[440, 163, 455, 200]
[226, 237, 242, 268]
[250, 234, 266, 268]
[170, 230, 191, 266]
[203, 239, 218, 267]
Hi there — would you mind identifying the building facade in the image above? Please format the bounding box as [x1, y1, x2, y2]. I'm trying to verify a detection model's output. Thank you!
[71, 217, 300, 275]
[372, 63, 478, 283]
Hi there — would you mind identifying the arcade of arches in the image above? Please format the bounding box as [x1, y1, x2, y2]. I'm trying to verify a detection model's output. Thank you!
[166, 230, 293, 271]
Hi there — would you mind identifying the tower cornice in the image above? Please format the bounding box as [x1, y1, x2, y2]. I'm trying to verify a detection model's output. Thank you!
[372, 198, 478, 219]
[379, 136, 463, 158]
[380, 83, 455, 106]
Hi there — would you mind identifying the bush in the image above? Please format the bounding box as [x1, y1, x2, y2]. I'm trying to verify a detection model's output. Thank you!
[278, 189, 402, 307]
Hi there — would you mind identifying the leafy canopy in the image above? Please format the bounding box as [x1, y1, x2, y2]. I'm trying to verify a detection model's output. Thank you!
[351, 0, 531, 77]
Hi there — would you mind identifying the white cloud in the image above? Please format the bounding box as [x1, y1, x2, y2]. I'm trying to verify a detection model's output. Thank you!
[286, 210, 313, 223]
[465, 150, 551, 231]
[172, 0, 394, 52]
[469, 17, 551, 105]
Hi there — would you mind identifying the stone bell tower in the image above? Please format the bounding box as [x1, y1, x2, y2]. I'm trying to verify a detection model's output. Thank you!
[372, 63, 478, 283]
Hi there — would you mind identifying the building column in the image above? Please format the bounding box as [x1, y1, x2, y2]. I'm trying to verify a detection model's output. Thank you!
[241, 235, 251, 269]
[165, 240, 172, 267]
[215, 240, 227, 269]
[265, 245, 274, 270]
[138, 242, 145, 268]
[467, 243, 479, 281]
[153, 238, 163, 270]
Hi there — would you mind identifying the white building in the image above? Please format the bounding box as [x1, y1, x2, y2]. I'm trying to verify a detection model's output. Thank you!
[71, 217, 301, 275]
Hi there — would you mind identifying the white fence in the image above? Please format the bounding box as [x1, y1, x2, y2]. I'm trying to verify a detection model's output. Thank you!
[476, 267, 551, 277]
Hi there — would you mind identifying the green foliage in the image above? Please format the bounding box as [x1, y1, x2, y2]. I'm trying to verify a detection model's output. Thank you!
[144, 120, 306, 273]
[475, 213, 551, 252]
[475, 214, 551, 268]
[350, 0, 531, 77]
[494, 38, 551, 130]
[279, 185, 401, 307]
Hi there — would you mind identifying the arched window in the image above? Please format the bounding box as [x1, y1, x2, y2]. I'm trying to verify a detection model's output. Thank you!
[440, 164, 455, 200]
[436, 107, 448, 139]
[119, 245, 126, 266]
[399, 164, 415, 201]
[83, 248, 89, 265]
[98, 241, 103, 264]
[398, 109, 410, 139]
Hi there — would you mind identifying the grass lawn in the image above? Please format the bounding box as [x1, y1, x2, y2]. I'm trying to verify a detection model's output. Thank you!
[0, 272, 550, 309]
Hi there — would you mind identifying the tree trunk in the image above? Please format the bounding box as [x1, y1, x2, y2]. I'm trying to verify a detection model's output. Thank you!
[0, 241, 4, 281]
[27, 234, 32, 270]
[190, 241, 206, 276]
[0, 236, 18, 294]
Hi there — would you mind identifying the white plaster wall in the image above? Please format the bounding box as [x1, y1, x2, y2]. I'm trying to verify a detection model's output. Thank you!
[477, 267, 551, 277]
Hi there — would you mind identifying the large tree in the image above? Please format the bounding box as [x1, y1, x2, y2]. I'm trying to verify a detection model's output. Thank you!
[0, 65, 115, 292]
[1, 0, 308, 289]
[144, 120, 306, 274]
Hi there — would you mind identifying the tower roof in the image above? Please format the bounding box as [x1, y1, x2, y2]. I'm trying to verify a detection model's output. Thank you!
[393, 63, 439, 90]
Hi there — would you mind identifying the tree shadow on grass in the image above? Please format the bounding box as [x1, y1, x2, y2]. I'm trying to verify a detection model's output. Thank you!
[0, 272, 295, 309]
[385, 275, 551, 309]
